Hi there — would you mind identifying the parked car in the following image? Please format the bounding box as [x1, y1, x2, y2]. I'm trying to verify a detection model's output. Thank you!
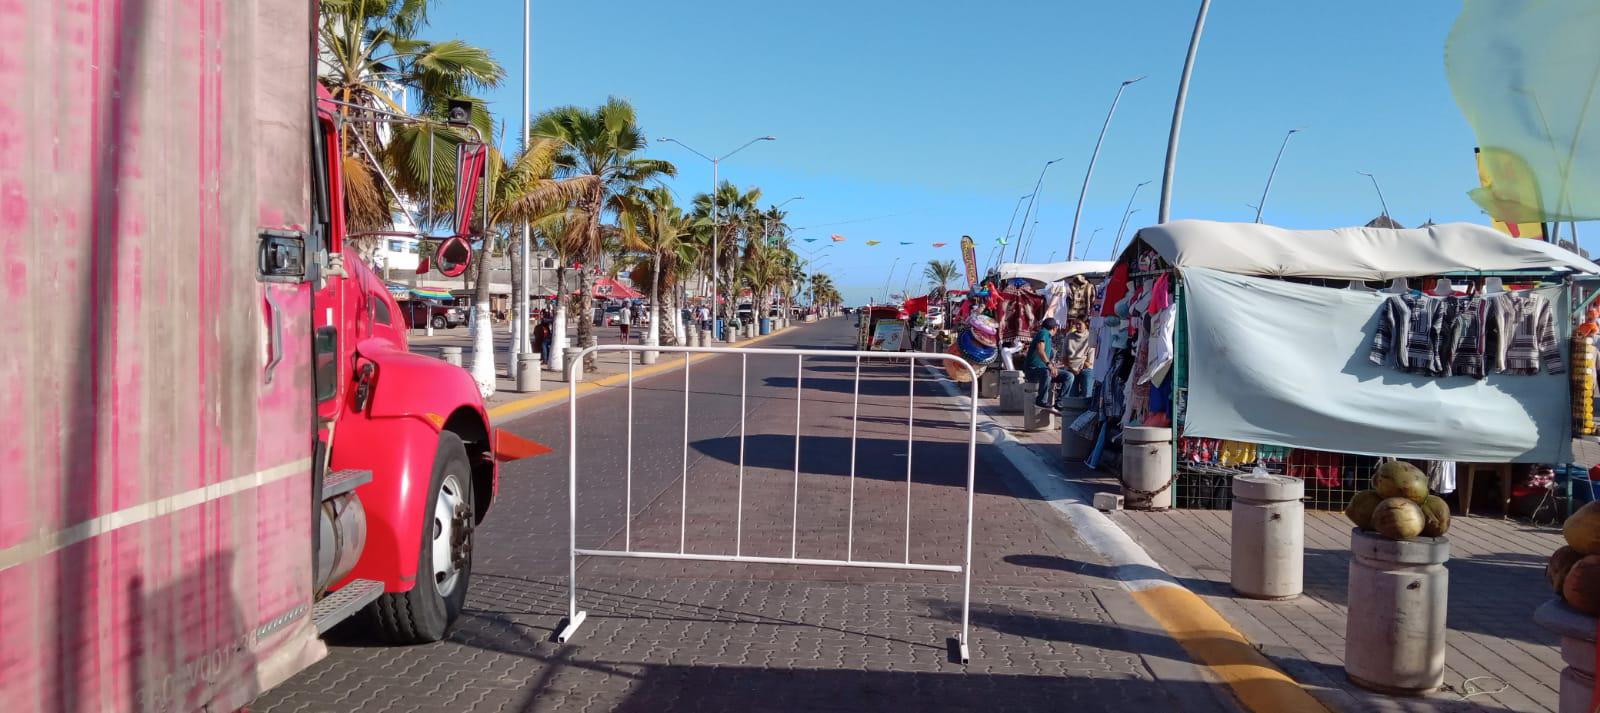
[926, 305, 945, 328]
[399, 300, 465, 329]
[736, 302, 754, 323]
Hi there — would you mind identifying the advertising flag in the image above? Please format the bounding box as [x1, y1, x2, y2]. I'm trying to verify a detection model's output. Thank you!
[1474, 147, 1545, 239]
[959, 235, 979, 290]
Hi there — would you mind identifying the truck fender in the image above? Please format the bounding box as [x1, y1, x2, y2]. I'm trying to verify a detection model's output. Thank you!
[330, 341, 497, 593]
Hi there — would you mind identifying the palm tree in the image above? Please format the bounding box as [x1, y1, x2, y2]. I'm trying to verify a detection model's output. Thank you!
[388, 123, 595, 395]
[318, 0, 504, 232]
[533, 98, 676, 371]
[924, 259, 959, 293]
[690, 182, 761, 319]
[623, 187, 693, 349]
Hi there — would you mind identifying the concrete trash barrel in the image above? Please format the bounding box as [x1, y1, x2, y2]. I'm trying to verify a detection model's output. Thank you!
[1120, 426, 1173, 510]
[517, 355, 542, 392]
[1535, 598, 1597, 713]
[997, 371, 1026, 413]
[977, 368, 1000, 399]
[1344, 528, 1450, 695]
[1020, 383, 1054, 432]
[1231, 474, 1305, 600]
[440, 346, 463, 367]
[1057, 396, 1093, 462]
[564, 347, 585, 382]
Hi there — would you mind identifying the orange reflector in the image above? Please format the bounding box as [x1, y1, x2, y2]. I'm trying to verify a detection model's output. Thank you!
[493, 429, 553, 462]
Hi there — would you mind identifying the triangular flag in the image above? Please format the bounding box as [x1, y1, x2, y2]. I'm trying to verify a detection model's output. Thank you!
[997, 237, 1009, 245]
[417, 257, 431, 275]
[804, 237, 818, 242]
[898, 241, 913, 245]
[931, 242, 947, 248]
[865, 240, 881, 246]
[831, 234, 846, 242]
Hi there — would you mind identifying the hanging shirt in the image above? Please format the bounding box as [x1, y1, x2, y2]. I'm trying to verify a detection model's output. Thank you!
[1441, 294, 1488, 379]
[1065, 275, 1094, 321]
[1369, 293, 1439, 374]
[1492, 291, 1564, 374]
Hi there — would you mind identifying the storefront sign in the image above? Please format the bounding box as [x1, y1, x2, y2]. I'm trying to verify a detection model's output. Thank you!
[869, 319, 908, 352]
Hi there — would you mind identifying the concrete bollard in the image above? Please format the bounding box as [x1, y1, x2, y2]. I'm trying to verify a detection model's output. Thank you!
[547, 337, 569, 373]
[998, 370, 1026, 413]
[564, 347, 584, 382]
[440, 346, 463, 367]
[689, 328, 702, 348]
[1536, 598, 1596, 713]
[1058, 396, 1094, 462]
[1345, 528, 1450, 696]
[1020, 383, 1054, 432]
[1120, 426, 1173, 510]
[1231, 474, 1305, 600]
[640, 341, 659, 365]
[977, 368, 1000, 399]
[727, 327, 739, 344]
[517, 355, 542, 392]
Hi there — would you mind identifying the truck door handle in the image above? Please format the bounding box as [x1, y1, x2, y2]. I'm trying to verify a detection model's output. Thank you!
[264, 290, 284, 384]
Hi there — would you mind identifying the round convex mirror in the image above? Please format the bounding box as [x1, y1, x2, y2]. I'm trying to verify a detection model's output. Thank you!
[436, 236, 472, 278]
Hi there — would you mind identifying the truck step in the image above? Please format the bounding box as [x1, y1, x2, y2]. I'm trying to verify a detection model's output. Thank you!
[312, 578, 384, 634]
[321, 468, 372, 500]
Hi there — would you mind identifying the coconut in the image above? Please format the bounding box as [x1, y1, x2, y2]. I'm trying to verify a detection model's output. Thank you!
[1344, 490, 1384, 531]
[1419, 495, 1451, 537]
[1373, 461, 1429, 503]
[1564, 501, 1600, 555]
[1550, 545, 1585, 594]
[1371, 497, 1425, 540]
[1563, 555, 1600, 615]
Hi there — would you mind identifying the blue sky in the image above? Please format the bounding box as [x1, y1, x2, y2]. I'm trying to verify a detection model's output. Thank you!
[430, 0, 1483, 304]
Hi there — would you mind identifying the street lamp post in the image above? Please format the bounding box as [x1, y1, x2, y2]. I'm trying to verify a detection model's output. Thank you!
[511, 0, 534, 377]
[1358, 171, 1392, 221]
[1079, 227, 1104, 258]
[1014, 158, 1065, 262]
[1254, 129, 1302, 224]
[1003, 193, 1032, 247]
[1112, 181, 1151, 257]
[1069, 76, 1144, 260]
[881, 257, 902, 303]
[1159, 0, 1212, 223]
[658, 135, 776, 341]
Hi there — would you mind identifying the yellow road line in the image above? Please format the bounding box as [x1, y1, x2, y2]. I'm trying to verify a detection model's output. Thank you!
[1130, 585, 1331, 713]
[486, 326, 797, 423]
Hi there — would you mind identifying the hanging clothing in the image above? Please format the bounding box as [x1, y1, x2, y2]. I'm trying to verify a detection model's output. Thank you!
[1065, 275, 1094, 321]
[1045, 281, 1071, 325]
[1369, 292, 1441, 374]
[1287, 449, 1343, 488]
[1257, 445, 1290, 464]
[1100, 261, 1130, 317]
[1492, 291, 1564, 374]
[1441, 294, 1489, 379]
[1426, 460, 1457, 495]
[1180, 437, 1220, 464]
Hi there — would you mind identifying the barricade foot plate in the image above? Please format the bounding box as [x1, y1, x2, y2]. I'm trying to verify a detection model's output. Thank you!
[556, 610, 587, 643]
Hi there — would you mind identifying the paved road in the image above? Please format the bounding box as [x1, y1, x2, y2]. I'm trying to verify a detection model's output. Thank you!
[252, 318, 1235, 713]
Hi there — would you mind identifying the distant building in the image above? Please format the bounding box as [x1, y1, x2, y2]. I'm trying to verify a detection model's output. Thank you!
[1364, 214, 1405, 229]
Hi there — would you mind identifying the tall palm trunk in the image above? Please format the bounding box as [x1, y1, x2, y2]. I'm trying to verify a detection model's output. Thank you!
[469, 245, 496, 397]
[647, 251, 663, 352]
[576, 269, 596, 370]
[550, 265, 568, 373]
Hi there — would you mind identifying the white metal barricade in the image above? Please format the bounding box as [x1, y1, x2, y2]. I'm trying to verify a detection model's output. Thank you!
[556, 344, 980, 662]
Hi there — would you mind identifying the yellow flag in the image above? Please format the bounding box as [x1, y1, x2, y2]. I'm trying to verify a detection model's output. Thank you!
[1475, 147, 1545, 238]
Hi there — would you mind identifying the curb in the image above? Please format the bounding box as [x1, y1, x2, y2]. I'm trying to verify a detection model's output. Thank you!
[921, 365, 1331, 713]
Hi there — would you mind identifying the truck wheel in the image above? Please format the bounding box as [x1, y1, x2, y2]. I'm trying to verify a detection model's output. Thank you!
[431, 315, 448, 330]
[372, 432, 473, 643]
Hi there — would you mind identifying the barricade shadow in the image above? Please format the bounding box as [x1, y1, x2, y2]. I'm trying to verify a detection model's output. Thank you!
[688, 433, 1014, 497]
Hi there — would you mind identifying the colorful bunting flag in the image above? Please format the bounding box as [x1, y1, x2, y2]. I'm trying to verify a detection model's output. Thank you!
[932, 242, 947, 248]
[803, 237, 818, 242]
[831, 234, 846, 242]
[899, 241, 913, 245]
[865, 240, 881, 246]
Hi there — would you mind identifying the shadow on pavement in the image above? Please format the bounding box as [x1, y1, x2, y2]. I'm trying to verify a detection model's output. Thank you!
[689, 433, 1019, 497]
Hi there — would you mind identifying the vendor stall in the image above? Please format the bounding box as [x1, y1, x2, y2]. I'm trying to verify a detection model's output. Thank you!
[1085, 220, 1600, 511]
[939, 260, 1113, 381]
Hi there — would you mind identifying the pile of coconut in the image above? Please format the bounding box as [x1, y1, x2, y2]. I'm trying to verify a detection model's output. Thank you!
[1549, 502, 1600, 615]
[1345, 461, 1451, 539]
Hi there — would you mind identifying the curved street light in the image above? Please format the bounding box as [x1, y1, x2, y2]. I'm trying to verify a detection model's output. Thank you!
[1254, 128, 1302, 223]
[1069, 76, 1145, 260]
[1015, 158, 1066, 261]
[658, 135, 776, 340]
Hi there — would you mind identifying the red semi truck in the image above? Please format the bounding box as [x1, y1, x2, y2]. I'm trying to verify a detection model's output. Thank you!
[0, 2, 517, 711]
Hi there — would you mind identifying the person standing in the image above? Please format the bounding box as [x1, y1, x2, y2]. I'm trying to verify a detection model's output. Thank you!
[1027, 318, 1060, 410]
[616, 301, 632, 343]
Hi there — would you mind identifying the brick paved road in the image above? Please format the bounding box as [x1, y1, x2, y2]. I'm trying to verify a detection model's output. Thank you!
[251, 318, 1237, 713]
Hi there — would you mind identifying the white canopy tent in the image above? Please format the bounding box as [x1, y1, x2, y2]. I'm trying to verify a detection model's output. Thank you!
[1125, 221, 1597, 464]
[1133, 220, 1599, 280]
[996, 260, 1115, 283]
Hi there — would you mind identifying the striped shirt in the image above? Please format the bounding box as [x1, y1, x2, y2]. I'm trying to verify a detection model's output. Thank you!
[1492, 291, 1564, 375]
[1370, 293, 1439, 374]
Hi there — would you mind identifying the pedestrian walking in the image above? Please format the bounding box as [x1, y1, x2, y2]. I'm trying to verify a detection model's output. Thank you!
[1026, 318, 1062, 412]
[534, 314, 552, 364]
[616, 301, 632, 342]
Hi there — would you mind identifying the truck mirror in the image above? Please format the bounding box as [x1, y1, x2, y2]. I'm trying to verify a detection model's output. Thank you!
[436, 236, 471, 278]
[454, 142, 487, 236]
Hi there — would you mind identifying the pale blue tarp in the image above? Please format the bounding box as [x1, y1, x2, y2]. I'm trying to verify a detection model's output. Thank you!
[1180, 267, 1570, 463]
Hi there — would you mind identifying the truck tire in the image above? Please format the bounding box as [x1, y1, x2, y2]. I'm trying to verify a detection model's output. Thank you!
[431, 315, 447, 330]
[371, 432, 473, 643]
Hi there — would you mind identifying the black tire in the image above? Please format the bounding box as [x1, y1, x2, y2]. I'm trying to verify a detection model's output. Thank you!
[369, 432, 473, 643]
[431, 315, 448, 330]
